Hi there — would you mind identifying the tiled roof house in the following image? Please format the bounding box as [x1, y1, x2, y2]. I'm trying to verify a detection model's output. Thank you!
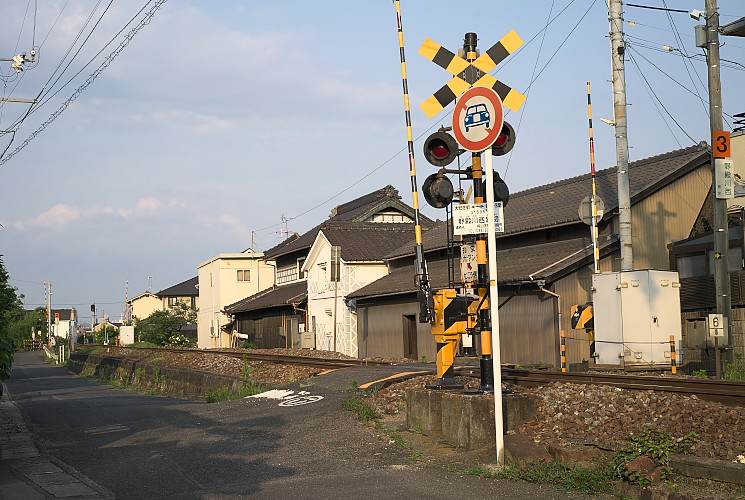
[350, 145, 712, 364]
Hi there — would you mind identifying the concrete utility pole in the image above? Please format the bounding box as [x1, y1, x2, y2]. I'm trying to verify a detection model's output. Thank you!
[705, 0, 732, 357]
[609, 0, 634, 271]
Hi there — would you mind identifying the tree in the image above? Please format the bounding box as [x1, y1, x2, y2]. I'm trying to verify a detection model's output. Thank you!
[96, 324, 119, 345]
[134, 302, 197, 346]
[6, 307, 47, 347]
[0, 255, 25, 348]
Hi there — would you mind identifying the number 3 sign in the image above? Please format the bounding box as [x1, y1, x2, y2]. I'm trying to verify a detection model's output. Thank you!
[714, 131, 731, 158]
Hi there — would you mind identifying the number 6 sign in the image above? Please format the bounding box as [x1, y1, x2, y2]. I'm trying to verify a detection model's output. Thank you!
[708, 313, 725, 337]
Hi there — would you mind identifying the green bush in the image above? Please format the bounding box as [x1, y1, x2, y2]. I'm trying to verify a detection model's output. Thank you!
[0, 340, 14, 381]
[240, 341, 258, 349]
[167, 334, 197, 347]
[726, 352, 745, 381]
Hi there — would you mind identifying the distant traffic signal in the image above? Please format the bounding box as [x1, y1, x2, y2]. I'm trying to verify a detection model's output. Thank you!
[422, 173, 454, 208]
[423, 131, 460, 166]
[492, 122, 516, 156]
[90, 304, 95, 313]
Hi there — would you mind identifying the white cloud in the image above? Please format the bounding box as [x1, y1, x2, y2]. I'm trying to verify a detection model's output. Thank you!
[9, 197, 189, 230]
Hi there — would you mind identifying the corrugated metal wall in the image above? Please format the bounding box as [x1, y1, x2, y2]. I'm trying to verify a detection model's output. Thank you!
[357, 300, 436, 361]
[497, 291, 558, 366]
[236, 310, 303, 349]
[632, 165, 711, 270]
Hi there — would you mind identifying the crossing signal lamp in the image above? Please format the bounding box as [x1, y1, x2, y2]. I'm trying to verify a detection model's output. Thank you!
[482, 170, 510, 206]
[492, 122, 516, 156]
[423, 131, 459, 166]
[422, 173, 454, 208]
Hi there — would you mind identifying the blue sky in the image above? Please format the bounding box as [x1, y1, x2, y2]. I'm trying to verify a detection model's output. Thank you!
[1, 0, 743, 325]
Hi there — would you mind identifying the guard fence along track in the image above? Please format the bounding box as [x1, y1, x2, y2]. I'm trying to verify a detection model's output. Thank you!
[99, 346, 394, 370]
[496, 368, 745, 407]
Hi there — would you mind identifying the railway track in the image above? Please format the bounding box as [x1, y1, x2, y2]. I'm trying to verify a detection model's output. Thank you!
[498, 367, 745, 406]
[106, 346, 394, 370]
[92, 346, 745, 405]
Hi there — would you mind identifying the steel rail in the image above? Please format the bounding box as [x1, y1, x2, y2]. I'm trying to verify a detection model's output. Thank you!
[107, 346, 394, 369]
[499, 368, 745, 406]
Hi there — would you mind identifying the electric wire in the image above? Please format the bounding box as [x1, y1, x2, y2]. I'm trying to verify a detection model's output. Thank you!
[627, 47, 697, 143]
[40, 0, 115, 109]
[504, 0, 556, 179]
[0, 0, 167, 166]
[3, 1, 152, 133]
[256, 0, 601, 236]
[629, 43, 736, 128]
[661, 0, 710, 120]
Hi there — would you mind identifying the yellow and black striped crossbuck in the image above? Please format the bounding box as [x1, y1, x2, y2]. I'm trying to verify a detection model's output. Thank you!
[419, 30, 526, 119]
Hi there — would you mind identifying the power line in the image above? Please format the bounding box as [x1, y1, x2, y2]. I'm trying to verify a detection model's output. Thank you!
[627, 47, 697, 144]
[257, 0, 599, 235]
[0, 0, 168, 166]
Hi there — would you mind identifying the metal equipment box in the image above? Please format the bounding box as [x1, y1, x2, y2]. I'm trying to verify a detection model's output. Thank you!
[592, 270, 682, 368]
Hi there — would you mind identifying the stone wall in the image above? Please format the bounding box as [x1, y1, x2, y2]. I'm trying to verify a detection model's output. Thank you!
[67, 353, 245, 399]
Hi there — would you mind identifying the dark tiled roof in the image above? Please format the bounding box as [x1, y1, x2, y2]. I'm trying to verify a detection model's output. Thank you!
[224, 281, 307, 314]
[156, 276, 199, 298]
[263, 185, 432, 260]
[503, 145, 707, 236]
[385, 219, 451, 260]
[348, 236, 618, 300]
[322, 222, 419, 261]
[384, 146, 708, 259]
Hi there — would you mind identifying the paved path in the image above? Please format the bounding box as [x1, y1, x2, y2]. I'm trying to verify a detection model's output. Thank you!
[2, 351, 592, 499]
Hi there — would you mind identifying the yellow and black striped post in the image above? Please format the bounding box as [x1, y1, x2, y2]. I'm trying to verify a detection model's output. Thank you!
[394, 0, 432, 322]
[561, 330, 567, 373]
[670, 335, 677, 374]
[587, 82, 600, 274]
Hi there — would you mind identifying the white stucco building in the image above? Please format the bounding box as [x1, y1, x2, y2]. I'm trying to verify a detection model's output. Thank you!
[302, 223, 415, 357]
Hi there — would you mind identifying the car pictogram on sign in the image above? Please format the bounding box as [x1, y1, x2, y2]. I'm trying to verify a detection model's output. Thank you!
[464, 104, 490, 132]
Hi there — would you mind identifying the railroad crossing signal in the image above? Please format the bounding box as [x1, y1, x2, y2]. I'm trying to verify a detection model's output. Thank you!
[419, 30, 527, 119]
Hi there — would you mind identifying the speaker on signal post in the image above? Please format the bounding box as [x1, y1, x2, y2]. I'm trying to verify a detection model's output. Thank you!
[491, 122, 516, 156]
[423, 131, 460, 166]
[422, 173, 454, 208]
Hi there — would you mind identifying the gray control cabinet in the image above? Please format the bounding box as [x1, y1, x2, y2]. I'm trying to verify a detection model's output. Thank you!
[592, 270, 682, 368]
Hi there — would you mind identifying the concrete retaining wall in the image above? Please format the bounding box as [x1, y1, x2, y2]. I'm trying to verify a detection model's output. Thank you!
[68, 353, 245, 399]
[405, 388, 540, 450]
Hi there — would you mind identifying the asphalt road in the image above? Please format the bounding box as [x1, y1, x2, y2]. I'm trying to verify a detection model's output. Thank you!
[6, 351, 590, 499]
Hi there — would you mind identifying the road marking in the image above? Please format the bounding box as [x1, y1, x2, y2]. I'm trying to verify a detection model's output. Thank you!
[358, 371, 429, 390]
[248, 389, 325, 407]
[83, 424, 129, 435]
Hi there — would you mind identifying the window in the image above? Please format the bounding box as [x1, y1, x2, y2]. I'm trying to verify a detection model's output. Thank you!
[676, 255, 706, 278]
[277, 266, 298, 285]
[167, 297, 177, 307]
[297, 257, 306, 279]
[237, 270, 251, 282]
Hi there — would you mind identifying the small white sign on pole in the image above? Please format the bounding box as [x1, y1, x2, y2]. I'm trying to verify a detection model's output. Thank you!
[715, 158, 735, 199]
[453, 202, 504, 235]
[708, 313, 726, 337]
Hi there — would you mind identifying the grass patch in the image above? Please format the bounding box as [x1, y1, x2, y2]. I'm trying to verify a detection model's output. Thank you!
[489, 459, 616, 495]
[342, 398, 381, 423]
[204, 381, 266, 403]
[130, 342, 160, 348]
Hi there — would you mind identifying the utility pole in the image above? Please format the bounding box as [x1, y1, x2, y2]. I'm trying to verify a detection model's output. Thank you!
[609, 0, 633, 271]
[46, 282, 52, 343]
[705, 0, 732, 364]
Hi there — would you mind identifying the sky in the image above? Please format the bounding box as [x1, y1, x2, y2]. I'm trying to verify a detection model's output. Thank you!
[1, 0, 743, 326]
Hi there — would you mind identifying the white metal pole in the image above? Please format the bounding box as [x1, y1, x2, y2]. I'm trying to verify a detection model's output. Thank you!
[484, 151, 505, 465]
